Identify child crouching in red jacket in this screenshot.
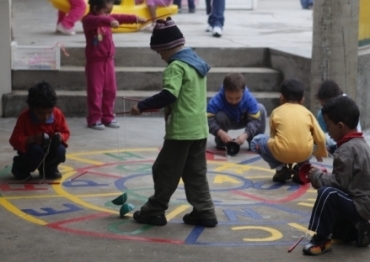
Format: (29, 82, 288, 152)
(9, 82, 70, 180)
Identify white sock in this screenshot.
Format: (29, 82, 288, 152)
(276, 164, 285, 171)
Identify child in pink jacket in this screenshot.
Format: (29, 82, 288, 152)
(82, 0, 146, 130)
(57, 0, 86, 35)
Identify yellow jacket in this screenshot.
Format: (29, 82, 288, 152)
(267, 103, 327, 163)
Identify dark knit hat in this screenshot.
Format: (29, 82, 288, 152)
(150, 17, 185, 51)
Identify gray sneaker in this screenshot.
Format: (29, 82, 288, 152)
(105, 119, 120, 128)
(89, 122, 105, 130)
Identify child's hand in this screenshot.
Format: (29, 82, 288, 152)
(27, 134, 43, 145)
(54, 133, 62, 143)
(217, 130, 232, 144)
(136, 17, 147, 24)
(110, 20, 119, 28)
(131, 104, 142, 115)
(235, 133, 248, 145)
(315, 156, 323, 162)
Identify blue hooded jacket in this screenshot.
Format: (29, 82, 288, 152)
(168, 48, 210, 77)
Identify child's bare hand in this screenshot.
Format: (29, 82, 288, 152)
(110, 20, 119, 28)
(218, 130, 232, 144)
(131, 104, 141, 115)
(315, 156, 323, 162)
(235, 133, 248, 145)
(136, 17, 147, 24)
(308, 166, 319, 175)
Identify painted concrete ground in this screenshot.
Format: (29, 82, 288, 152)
(1, 117, 369, 261)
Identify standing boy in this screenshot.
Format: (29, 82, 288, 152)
(9, 82, 70, 180)
(304, 96, 370, 255)
(250, 79, 327, 183)
(207, 73, 266, 150)
(131, 18, 217, 227)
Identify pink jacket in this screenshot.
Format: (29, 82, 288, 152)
(82, 13, 137, 62)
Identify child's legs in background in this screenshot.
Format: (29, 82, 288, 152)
(250, 134, 284, 169)
(101, 60, 116, 125)
(86, 61, 105, 126)
(59, 0, 86, 29)
(208, 0, 225, 28)
(188, 0, 195, 10)
(308, 186, 366, 238)
(57, 11, 66, 25)
(12, 145, 45, 180)
(173, 0, 182, 8)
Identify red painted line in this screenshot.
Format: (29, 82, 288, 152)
(288, 236, 303, 253)
(70, 171, 88, 181)
(47, 213, 184, 245)
(79, 170, 122, 179)
(232, 183, 309, 204)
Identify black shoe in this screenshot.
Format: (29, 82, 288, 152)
(183, 212, 218, 227)
(39, 169, 62, 179)
(291, 162, 310, 184)
(272, 166, 292, 183)
(303, 234, 332, 255)
(133, 211, 167, 226)
(189, 8, 195, 13)
(355, 220, 370, 247)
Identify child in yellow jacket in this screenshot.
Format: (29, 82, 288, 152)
(250, 79, 327, 183)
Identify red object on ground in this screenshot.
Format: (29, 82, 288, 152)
(299, 163, 327, 184)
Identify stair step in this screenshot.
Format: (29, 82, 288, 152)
(3, 90, 280, 118)
(62, 47, 270, 67)
(12, 67, 282, 93)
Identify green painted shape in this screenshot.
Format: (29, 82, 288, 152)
(116, 164, 152, 172)
(111, 192, 128, 205)
(359, 38, 370, 47)
(0, 166, 12, 178)
(104, 152, 144, 161)
(107, 220, 152, 235)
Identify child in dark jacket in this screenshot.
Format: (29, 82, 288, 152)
(9, 82, 70, 180)
(82, 0, 146, 130)
(207, 73, 266, 150)
(304, 96, 370, 255)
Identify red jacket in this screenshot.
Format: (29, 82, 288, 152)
(9, 108, 70, 153)
(82, 13, 137, 62)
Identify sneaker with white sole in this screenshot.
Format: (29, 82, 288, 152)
(56, 23, 76, 35)
(205, 25, 213, 32)
(88, 122, 105, 130)
(212, 26, 222, 37)
(105, 120, 120, 128)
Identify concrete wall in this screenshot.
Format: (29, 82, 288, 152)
(357, 47, 370, 129)
(0, 0, 12, 116)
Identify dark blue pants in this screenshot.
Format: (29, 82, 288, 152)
(308, 186, 366, 238)
(12, 141, 66, 180)
(207, 0, 225, 28)
(173, 0, 195, 10)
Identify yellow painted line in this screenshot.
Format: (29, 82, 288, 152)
(307, 189, 317, 193)
(307, 198, 316, 202)
(66, 155, 105, 165)
(232, 226, 283, 241)
(288, 222, 314, 236)
(0, 198, 47, 225)
(166, 205, 190, 221)
(298, 203, 314, 207)
(75, 192, 121, 198)
(67, 148, 159, 157)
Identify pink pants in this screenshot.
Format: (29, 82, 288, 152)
(57, 0, 86, 29)
(85, 60, 117, 126)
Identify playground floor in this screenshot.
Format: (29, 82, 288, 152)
(2, 0, 370, 261)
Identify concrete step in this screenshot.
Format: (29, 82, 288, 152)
(3, 90, 280, 118)
(62, 47, 271, 67)
(12, 66, 282, 93)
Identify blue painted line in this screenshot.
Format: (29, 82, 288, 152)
(238, 156, 262, 165)
(184, 226, 205, 244)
